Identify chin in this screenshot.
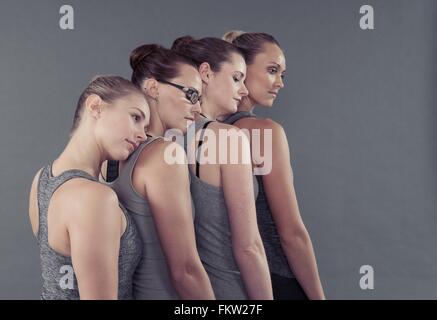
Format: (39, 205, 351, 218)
(179, 122, 189, 134)
(117, 149, 131, 161)
(229, 104, 238, 114)
(107, 150, 123, 161)
(260, 99, 275, 108)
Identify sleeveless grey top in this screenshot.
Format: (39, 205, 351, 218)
(186, 117, 259, 299)
(37, 162, 141, 300)
(108, 136, 183, 300)
(222, 111, 294, 278)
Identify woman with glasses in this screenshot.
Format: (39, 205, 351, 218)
(222, 31, 325, 300)
(172, 36, 273, 300)
(106, 44, 214, 299)
(28, 76, 147, 299)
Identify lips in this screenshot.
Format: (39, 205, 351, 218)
(126, 139, 138, 151)
(268, 91, 278, 96)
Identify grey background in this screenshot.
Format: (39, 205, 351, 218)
(0, 0, 435, 299)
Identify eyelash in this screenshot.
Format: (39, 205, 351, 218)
(268, 67, 278, 74)
(268, 68, 285, 80)
(132, 114, 141, 122)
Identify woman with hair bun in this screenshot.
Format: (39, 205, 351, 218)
(172, 35, 273, 300)
(29, 76, 148, 299)
(222, 30, 325, 300)
(106, 44, 215, 299)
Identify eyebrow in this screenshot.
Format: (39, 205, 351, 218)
(132, 107, 146, 119)
(268, 62, 286, 71)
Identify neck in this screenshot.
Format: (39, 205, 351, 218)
(199, 98, 220, 120)
(237, 96, 256, 113)
(55, 127, 104, 178)
(147, 102, 165, 136)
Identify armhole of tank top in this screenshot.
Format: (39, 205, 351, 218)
(128, 136, 163, 199)
(35, 167, 45, 241)
(119, 203, 131, 242)
(196, 121, 213, 178)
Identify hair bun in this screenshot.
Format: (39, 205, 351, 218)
(222, 30, 246, 43)
(171, 36, 195, 50)
(130, 44, 161, 70)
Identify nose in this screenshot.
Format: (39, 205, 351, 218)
(239, 83, 249, 97)
(136, 127, 147, 142)
(275, 75, 284, 89)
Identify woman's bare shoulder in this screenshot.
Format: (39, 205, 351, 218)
(237, 116, 283, 131)
(54, 178, 119, 218)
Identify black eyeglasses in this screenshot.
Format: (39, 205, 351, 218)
(160, 79, 201, 105)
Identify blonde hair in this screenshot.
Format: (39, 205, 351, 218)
(71, 75, 142, 133)
(222, 30, 281, 65)
(222, 30, 246, 43)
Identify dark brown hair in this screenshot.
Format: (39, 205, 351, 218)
(130, 44, 197, 87)
(223, 31, 281, 65)
(171, 36, 244, 71)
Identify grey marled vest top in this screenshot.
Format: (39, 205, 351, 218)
(186, 117, 259, 299)
(37, 162, 141, 300)
(222, 111, 294, 278)
(108, 136, 183, 300)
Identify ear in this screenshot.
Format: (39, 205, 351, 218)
(142, 78, 160, 101)
(85, 94, 103, 119)
(198, 62, 213, 84)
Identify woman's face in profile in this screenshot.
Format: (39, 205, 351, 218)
(97, 93, 149, 160)
(244, 43, 286, 107)
(157, 64, 202, 133)
(207, 53, 249, 118)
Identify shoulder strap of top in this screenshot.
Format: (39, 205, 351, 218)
(119, 135, 163, 183)
(222, 111, 257, 125)
(195, 119, 214, 178)
(106, 136, 162, 183)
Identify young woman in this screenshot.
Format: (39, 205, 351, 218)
(28, 76, 148, 299)
(172, 36, 273, 300)
(106, 44, 215, 299)
(222, 31, 326, 300)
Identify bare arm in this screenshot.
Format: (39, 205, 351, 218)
(220, 127, 273, 300)
(67, 185, 122, 300)
(141, 141, 215, 299)
(261, 120, 325, 300)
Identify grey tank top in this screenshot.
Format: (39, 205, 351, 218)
(222, 111, 294, 278)
(108, 136, 182, 300)
(186, 117, 259, 299)
(37, 162, 141, 300)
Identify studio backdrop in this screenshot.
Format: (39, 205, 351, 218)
(0, 0, 436, 299)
